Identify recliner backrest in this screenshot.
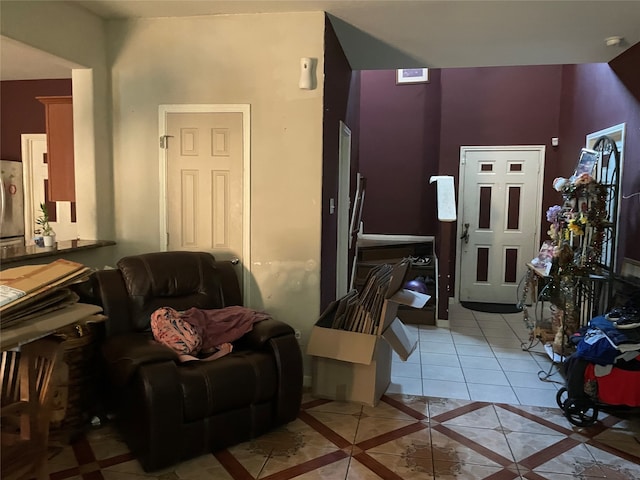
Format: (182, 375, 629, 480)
(93, 251, 243, 335)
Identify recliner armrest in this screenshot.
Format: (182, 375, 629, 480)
(102, 333, 178, 387)
(234, 318, 295, 350)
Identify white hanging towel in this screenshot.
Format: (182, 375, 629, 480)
(429, 176, 457, 222)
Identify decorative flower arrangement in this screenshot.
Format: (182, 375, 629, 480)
(567, 213, 587, 237)
(545, 175, 608, 275)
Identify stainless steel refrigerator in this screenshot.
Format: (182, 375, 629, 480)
(1, 160, 25, 247)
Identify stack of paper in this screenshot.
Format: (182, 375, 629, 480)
(0, 260, 92, 328)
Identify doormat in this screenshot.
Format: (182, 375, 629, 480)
(460, 302, 523, 314)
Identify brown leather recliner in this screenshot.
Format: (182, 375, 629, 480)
(90, 251, 303, 472)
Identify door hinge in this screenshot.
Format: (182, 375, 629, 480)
(160, 135, 174, 149)
(166, 232, 169, 245)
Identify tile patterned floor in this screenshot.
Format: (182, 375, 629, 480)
(39, 302, 639, 479)
(389, 303, 565, 408)
(44, 392, 640, 479)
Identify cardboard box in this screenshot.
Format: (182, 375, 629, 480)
(307, 262, 429, 406)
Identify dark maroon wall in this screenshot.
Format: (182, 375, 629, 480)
(437, 65, 563, 317)
(321, 16, 354, 310)
(358, 62, 638, 314)
(359, 69, 441, 235)
(609, 42, 640, 103)
(0, 79, 72, 160)
(558, 63, 640, 266)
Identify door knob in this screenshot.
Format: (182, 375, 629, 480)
(460, 223, 470, 244)
(230, 258, 240, 265)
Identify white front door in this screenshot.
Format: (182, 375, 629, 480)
(161, 106, 249, 295)
(457, 146, 545, 304)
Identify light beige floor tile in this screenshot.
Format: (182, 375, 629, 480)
(458, 355, 501, 370)
(512, 386, 559, 408)
(432, 460, 506, 480)
(505, 371, 556, 389)
(501, 404, 573, 431)
(592, 426, 640, 458)
(426, 397, 476, 417)
(422, 379, 470, 400)
(355, 416, 420, 443)
(450, 326, 483, 336)
(506, 431, 570, 463)
(303, 411, 362, 444)
(388, 376, 424, 396)
(494, 406, 567, 435)
(467, 383, 518, 404)
(362, 398, 423, 421)
(454, 344, 495, 357)
(365, 424, 432, 458)
(422, 364, 465, 382)
(421, 352, 460, 367)
(492, 347, 538, 361)
(257, 446, 349, 479)
(451, 334, 488, 346)
(532, 444, 604, 477)
(584, 443, 640, 478)
(484, 336, 528, 349)
(464, 368, 510, 386)
(430, 427, 506, 467)
(499, 357, 544, 373)
(391, 360, 423, 378)
(383, 394, 430, 418)
(438, 404, 502, 430)
(419, 340, 458, 354)
(357, 451, 435, 479)
(173, 454, 235, 480)
(306, 400, 363, 416)
(448, 318, 478, 328)
(480, 326, 521, 339)
(226, 440, 275, 477)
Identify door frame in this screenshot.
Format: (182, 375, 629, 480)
(158, 104, 251, 298)
(336, 121, 352, 298)
(455, 145, 545, 302)
(21, 133, 47, 244)
(586, 123, 625, 271)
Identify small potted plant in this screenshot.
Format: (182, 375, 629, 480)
(36, 202, 56, 247)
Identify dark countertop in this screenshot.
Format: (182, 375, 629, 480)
(0, 239, 116, 265)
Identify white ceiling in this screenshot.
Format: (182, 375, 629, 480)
(2, 0, 639, 80)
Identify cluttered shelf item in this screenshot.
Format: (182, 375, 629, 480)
(307, 258, 430, 406)
(556, 276, 640, 427)
(1, 259, 108, 445)
(354, 236, 438, 325)
(521, 136, 621, 368)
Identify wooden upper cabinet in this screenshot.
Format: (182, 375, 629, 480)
(36, 96, 75, 202)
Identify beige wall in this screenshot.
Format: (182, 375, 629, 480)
(2, 4, 325, 378)
(108, 13, 325, 343)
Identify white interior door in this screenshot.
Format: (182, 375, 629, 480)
(457, 146, 545, 304)
(21, 133, 77, 244)
(336, 121, 352, 298)
(161, 107, 249, 294)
